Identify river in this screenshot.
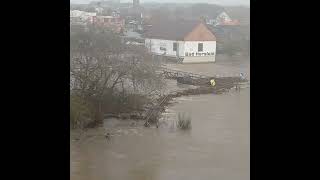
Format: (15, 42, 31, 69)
(71, 88, 250, 180)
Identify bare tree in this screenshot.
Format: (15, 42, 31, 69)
(70, 26, 164, 127)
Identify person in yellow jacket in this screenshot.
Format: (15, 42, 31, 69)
(210, 79, 215, 87)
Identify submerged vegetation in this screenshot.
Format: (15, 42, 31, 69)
(70, 94, 95, 129)
(176, 113, 192, 130)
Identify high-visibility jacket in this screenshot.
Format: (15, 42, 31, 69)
(210, 79, 216, 87)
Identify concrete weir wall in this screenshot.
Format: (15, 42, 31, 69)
(183, 56, 215, 63)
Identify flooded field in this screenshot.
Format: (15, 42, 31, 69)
(71, 88, 250, 180)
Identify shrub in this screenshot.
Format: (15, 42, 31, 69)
(70, 94, 95, 129)
(101, 93, 150, 114)
(176, 112, 192, 130)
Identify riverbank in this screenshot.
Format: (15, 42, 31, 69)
(71, 54, 250, 131)
(72, 67, 249, 131)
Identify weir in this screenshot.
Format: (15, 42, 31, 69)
(144, 67, 249, 126)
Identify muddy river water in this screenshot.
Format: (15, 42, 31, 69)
(71, 87, 250, 180)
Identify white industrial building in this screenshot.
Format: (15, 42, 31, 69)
(144, 20, 217, 63)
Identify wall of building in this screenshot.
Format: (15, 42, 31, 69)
(183, 41, 216, 63)
(144, 39, 217, 63)
(145, 38, 185, 57)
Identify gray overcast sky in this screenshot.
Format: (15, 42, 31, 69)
(70, 0, 250, 6)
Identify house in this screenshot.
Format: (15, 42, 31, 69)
(213, 11, 240, 26)
(70, 10, 97, 24)
(144, 20, 217, 63)
(95, 16, 125, 33)
(203, 10, 240, 26)
(111, 10, 120, 18)
(224, 6, 250, 26)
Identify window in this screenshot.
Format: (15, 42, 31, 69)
(198, 43, 203, 52)
(173, 42, 177, 51)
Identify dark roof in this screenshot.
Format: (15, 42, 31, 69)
(143, 19, 201, 40)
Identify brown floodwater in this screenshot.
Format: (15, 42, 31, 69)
(71, 88, 250, 180)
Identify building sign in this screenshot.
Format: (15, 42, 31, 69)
(160, 42, 166, 51)
(185, 52, 215, 56)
